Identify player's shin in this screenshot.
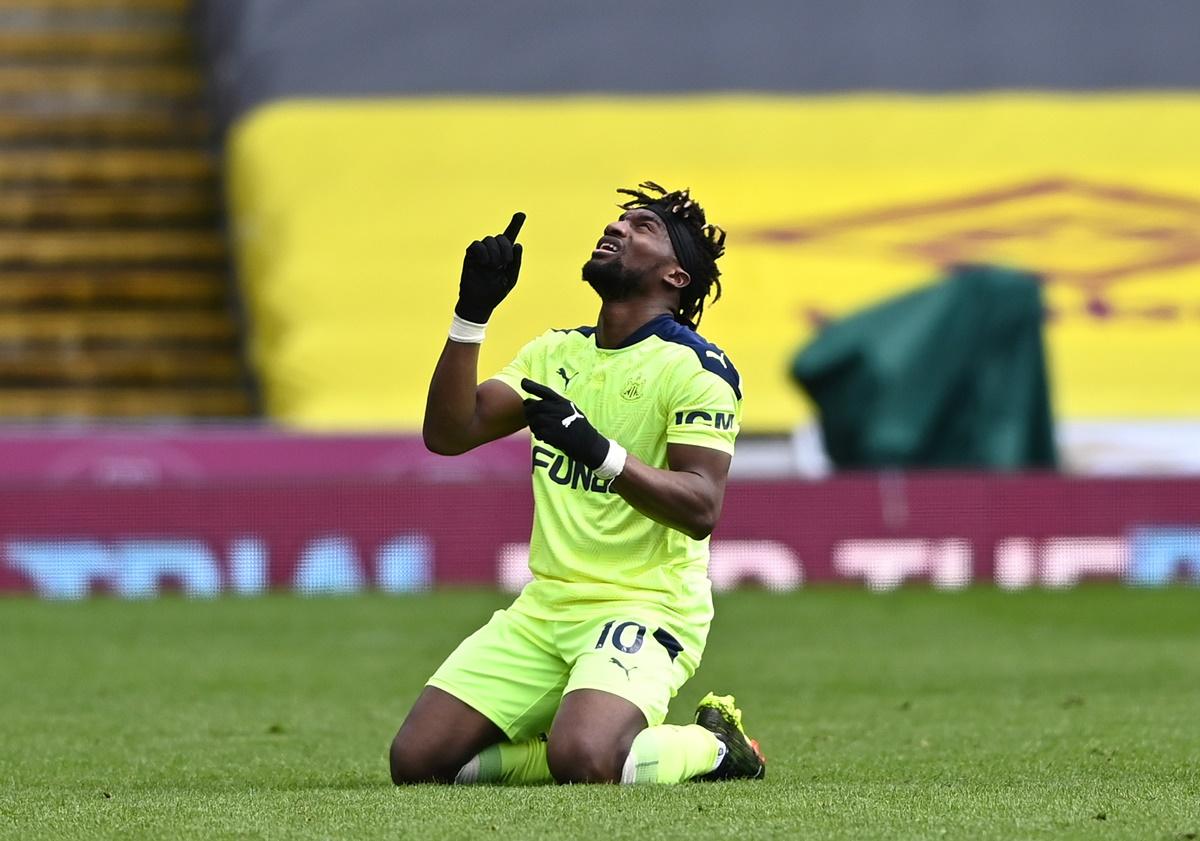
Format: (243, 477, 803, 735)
(454, 738, 554, 786)
(620, 724, 723, 785)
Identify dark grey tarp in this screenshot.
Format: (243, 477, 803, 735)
(194, 0, 1200, 130)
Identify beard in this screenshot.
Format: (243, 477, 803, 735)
(581, 256, 643, 302)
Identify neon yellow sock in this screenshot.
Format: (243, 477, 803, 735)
(621, 724, 722, 784)
(455, 738, 554, 786)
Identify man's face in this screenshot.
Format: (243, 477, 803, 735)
(582, 208, 680, 301)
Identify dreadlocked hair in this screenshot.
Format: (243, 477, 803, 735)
(616, 180, 726, 329)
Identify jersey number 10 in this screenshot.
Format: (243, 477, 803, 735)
(594, 620, 646, 654)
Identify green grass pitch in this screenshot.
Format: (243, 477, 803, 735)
(1, 587, 1197, 840)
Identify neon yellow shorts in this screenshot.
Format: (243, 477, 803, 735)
(427, 595, 708, 741)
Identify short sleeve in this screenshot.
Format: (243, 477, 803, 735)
(488, 332, 547, 397)
(665, 367, 741, 455)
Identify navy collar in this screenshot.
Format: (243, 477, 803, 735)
(599, 313, 678, 350)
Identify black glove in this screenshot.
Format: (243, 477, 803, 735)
(455, 212, 525, 323)
(521, 378, 610, 469)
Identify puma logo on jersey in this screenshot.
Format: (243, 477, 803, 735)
(705, 350, 729, 368)
(561, 403, 583, 428)
(610, 657, 638, 680)
(556, 367, 576, 388)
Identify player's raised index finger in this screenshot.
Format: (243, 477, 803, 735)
(502, 212, 526, 243)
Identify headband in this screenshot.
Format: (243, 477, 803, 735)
(645, 204, 706, 284)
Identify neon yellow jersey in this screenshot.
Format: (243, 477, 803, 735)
(490, 313, 742, 623)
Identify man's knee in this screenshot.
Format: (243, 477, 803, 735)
(389, 730, 458, 785)
(546, 730, 628, 784)
(388, 686, 507, 785)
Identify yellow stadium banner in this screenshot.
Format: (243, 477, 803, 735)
(228, 95, 1200, 431)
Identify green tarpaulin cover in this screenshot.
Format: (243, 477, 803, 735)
(792, 265, 1057, 470)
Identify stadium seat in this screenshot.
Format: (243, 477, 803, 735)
(0, 0, 253, 420)
(0, 269, 226, 307)
(0, 186, 219, 226)
(0, 346, 239, 383)
(0, 28, 189, 60)
(0, 311, 236, 343)
(0, 0, 188, 10)
(0, 230, 226, 263)
(0, 386, 251, 419)
(0, 110, 209, 142)
(0, 66, 201, 97)
(0, 150, 215, 183)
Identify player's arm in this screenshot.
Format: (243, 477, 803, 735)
(521, 379, 731, 540)
(608, 444, 730, 540)
(423, 212, 528, 456)
(423, 344, 526, 455)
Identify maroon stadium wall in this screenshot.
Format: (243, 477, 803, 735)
(0, 433, 1196, 598)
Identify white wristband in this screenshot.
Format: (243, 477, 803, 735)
(449, 314, 488, 343)
(594, 439, 627, 480)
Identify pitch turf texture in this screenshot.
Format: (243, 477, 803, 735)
(2, 589, 1197, 840)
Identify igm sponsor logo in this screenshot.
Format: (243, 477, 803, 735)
(673, 410, 734, 430)
(531, 445, 614, 494)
